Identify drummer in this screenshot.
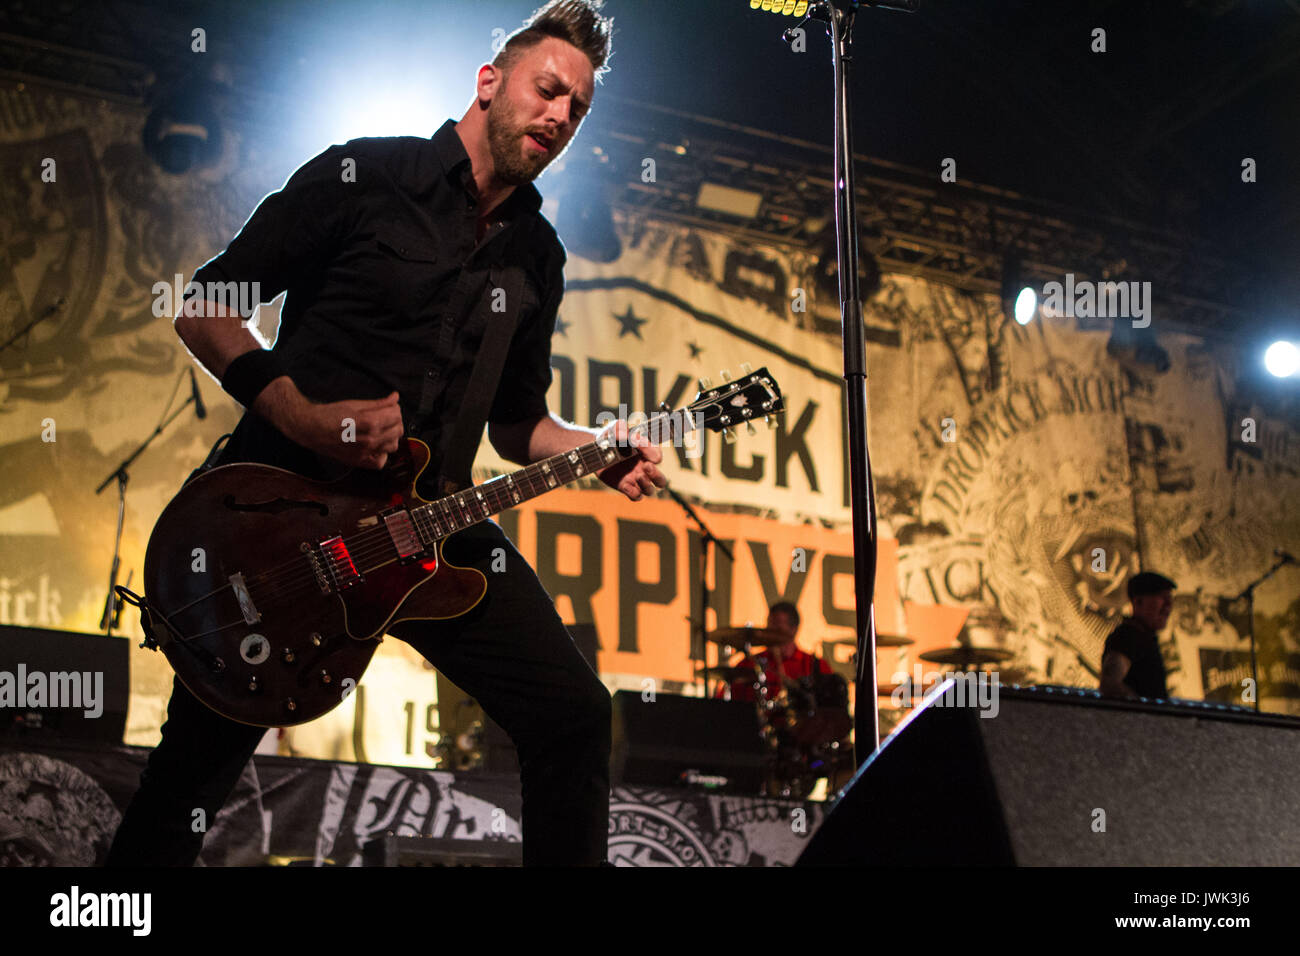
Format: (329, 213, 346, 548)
(713, 602, 832, 701)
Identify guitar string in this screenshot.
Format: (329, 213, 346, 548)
(243, 444, 606, 598)
(242, 432, 626, 591)
(213, 406, 713, 610)
(249, 448, 615, 606)
(241, 399, 712, 597)
(242, 441, 629, 607)
(152, 390, 766, 647)
(242, 435, 635, 599)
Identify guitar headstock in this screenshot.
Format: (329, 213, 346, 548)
(689, 365, 785, 442)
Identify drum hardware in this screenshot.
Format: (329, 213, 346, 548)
(821, 632, 914, 649)
(918, 646, 1014, 670)
(706, 625, 796, 647)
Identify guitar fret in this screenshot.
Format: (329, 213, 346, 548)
(578, 443, 603, 475)
(404, 391, 743, 543)
(551, 454, 574, 484)
(593, 434, 621, 469)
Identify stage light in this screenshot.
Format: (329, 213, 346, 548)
(1264, 340, 1300, 378)
(750, 0, 810, 14)
(1013, 287, 1037, 325)
(1001, 250, 1036, 325)
(696, 182, 763, 219)
(143, 80, 223, 174)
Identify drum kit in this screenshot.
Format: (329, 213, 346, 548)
(702, 625, 860, 799)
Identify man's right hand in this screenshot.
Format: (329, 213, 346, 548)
(255, 380, 404, 469)
(303, 392, 405, 469)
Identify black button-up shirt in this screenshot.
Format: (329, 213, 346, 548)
(1103, 617, 1169, 698)
(190, 119, 564, 494)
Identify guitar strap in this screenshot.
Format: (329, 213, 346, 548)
(428, 262, 527, 493)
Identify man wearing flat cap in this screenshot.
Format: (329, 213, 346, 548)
(1099, 571, 1176, 699)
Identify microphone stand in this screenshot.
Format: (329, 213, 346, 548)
(665, 486, 734, 697)
(1225, 554, 1294, 713)
(776, 0, 917, 764)
(95, 385, 201, 639)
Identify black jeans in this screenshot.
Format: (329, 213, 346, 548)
(105, 521, 611, 866)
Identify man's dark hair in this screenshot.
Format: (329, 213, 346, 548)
(494, 0, 614, 80)
(1127, 570, 1176, 600)
(769, 601, 800, 630)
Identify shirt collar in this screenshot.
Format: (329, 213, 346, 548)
(431, 119, 543, 219)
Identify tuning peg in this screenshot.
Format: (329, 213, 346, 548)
(745, 421, 757, 436)
(765, 414, 779, 429)
(720, 369, 732, 382)
(722, 427, 737, 444)
(740, 362, 752, 375)
(699, 377, 712, 390)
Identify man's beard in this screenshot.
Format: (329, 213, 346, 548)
(486, 92, 554, 186)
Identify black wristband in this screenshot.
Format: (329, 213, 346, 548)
(221, 349, 289, 409)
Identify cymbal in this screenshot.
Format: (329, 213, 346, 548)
(707, 625, 794, 647)
(919, 646, 1014, 667)
(822, 633, 914, 647)
(697, 665, 757, 683)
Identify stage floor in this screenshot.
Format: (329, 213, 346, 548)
(0, 737, 824, 867)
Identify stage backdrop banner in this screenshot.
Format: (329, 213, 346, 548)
(2, 83, 1297, 766)
(0, 740, 822, 867)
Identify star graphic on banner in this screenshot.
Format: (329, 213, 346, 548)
(687, 341, 703, 360)
(612, 306, 648, 339)
(554, 315, 570, 337)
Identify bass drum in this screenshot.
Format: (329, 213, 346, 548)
(788, 672, 851, 747)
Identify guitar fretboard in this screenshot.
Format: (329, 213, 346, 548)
(408, 413, 691, 542)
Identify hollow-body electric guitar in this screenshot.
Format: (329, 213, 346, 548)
(134, 367, 784, 727)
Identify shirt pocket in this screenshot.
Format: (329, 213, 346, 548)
(371, 222, 440, 322)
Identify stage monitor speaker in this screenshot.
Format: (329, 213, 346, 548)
(0, 625, 129, 744)
(611, 691, 767, 794)
(798, 682, 1300, 866)
(362, 834, 522, 867)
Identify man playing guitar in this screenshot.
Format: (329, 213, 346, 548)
(106, 0, 665, 867)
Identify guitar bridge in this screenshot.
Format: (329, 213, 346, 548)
(302, 543, 333, 595)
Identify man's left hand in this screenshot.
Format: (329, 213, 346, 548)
(598, 422, 667, 501)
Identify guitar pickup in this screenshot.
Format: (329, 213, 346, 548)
(382, 508, 424, 560)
